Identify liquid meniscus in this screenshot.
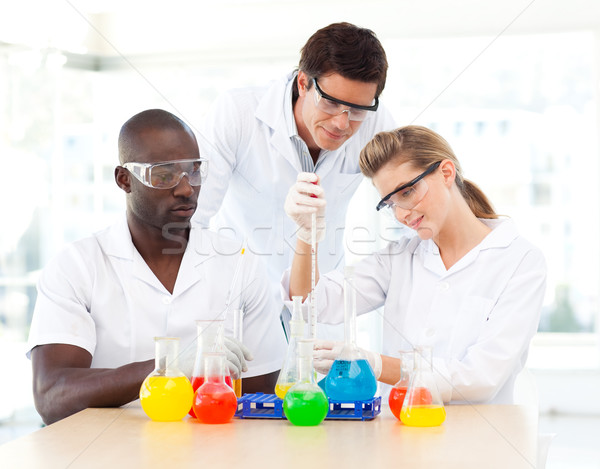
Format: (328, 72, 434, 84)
(275, 382, 294, 399)
(140, 376, 194, 422)
(400, 405, 446, 427)
(325, 359, 377, 401)
(283, 388, 329, 426)
(193, 383, 238, 424)
(388, 386, 407, 420)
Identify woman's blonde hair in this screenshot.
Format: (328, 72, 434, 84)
(359, 125, 497, 219)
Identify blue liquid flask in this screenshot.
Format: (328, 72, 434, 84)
(325, 266, 377, 401)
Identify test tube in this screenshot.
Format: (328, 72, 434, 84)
(310, 211, 317, 340)
(232, 308, 243, 397)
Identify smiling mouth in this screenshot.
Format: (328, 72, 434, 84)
(409, 216, 423, 230)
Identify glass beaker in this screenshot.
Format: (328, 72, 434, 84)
(283, 339, 329, 426)
(275, 296, 305, 398)
(140, 337, 194, 421)
(193, 352, 238, 424)
(400, 346, 446, 427)
(388, 350, 413, 420)
(324, 266, 377, 401)
(189, 319, 233, 418)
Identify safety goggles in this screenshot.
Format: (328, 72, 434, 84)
(122, 158, 208, 189)
(312, 77, 379, 122)
(376, 161, 441, 212)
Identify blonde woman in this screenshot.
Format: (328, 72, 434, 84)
(283, 125, 546, 404)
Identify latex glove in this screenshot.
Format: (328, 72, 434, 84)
(178, 336, 253, 380)
(313, 339, 382, 380)
(284, 172, 326, 245)
(224, 336, 253, 380)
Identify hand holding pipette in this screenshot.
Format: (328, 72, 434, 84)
(284, 172, 326, 245)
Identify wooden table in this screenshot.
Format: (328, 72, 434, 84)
(0, 403, 538, 469)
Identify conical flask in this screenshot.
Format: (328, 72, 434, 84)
(189, 319, 233, 418)
(140, 337, 194, 421)
(324, 266, 377, 401)
(193, 352, 238, 424)
(388, 350, 413, 420)
(283, 339, 329, 426)
(275, 296, 306, 398)
(400, 346, 446, 427)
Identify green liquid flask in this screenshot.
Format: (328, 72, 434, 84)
(283, 339, 329, 426)
(275, 296, 306, 398)
(325, 266, 377, 401)
(400, 346, 446, 427)
(140, 337, 194, 421)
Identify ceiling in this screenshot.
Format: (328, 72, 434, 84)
(1, 0, 599, 68)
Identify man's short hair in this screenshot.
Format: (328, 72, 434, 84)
(298, 22, 388, 98)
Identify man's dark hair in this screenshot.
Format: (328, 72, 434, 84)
(293, 22, 388, 101)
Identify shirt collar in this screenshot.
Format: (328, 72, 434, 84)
(283, 71, 299, 138)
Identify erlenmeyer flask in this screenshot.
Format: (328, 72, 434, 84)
(389, 350, 413, 420)
(140, 337, 194, 421)
(275, 296, 305, 398)
(400, 346, 446, 427)
(283, 339, 329, 426)
(193, 352, 238, 424)
(189, 319, 233, 418)
(324, 266, 377, 401)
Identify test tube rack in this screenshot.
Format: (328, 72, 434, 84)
(235, 393, 381, 421)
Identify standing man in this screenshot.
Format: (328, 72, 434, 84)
(28, 109, 286, 424)
(195, 22, 395, 335)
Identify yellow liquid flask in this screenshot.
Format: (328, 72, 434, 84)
(283, 339, 329, 426)
(140, 337, 194, 421)
(275, 296, 306, 399)
(400, 346, 446, 427)
(324, 266, 377, 401)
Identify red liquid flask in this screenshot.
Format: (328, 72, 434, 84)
(389, 350, 413, 420)
(193, 353, 237, 424)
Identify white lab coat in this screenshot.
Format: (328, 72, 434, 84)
(282, 218, 547, 404)
(194, 72, 396, 306)
(27, 215, 287, 378)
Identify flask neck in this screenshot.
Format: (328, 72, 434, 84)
(414, 346, 433, 373)
(203, 353, 228, 384)
(343, 273, 357, 346)
(154, 337, 181, 375)
(296, 339, 316, 384)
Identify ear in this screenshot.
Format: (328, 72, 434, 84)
(439, 159, 456, 187)
(297, 70, 310, 98)
(115, 166, 132, 193)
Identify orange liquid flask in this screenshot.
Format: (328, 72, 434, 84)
(193, 352, 237, 424)
(389, 350, 413, 420)
(140, 337, 194, 422)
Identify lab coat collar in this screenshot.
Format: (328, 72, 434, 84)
(255, 72, 302, 172)
(98, 214, 217, 295)
(421, 217, 518, 276)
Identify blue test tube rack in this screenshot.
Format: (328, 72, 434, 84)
(235, 393, 381, 421)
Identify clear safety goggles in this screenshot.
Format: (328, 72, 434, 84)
(122, 158, 208, 189)
(376, 161, 441, 212)
(312, 77, 379, 122)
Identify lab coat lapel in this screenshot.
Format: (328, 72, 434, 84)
(172, 225, 214, 296)
(255, 75, 302, 173)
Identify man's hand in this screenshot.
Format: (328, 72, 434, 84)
(284, 172, 326, 244)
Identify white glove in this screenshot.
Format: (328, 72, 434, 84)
(313, 339, 382, 380)
(179, 336, 253, 380)
(284, 172, 326, 245)
(223, 336, 253, 380)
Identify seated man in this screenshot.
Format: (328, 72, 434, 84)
(28, 109, 287, 424)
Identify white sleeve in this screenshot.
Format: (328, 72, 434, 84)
(433, 248, 547, 403)
(237, 252, 287, 378)
(194, 92, 243, 227)
(26, 244, 97, 358)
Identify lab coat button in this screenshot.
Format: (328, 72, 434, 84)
(425, 328, 436, 337)
(162, 296, 172, 305)
(438, 282, 449, 291)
